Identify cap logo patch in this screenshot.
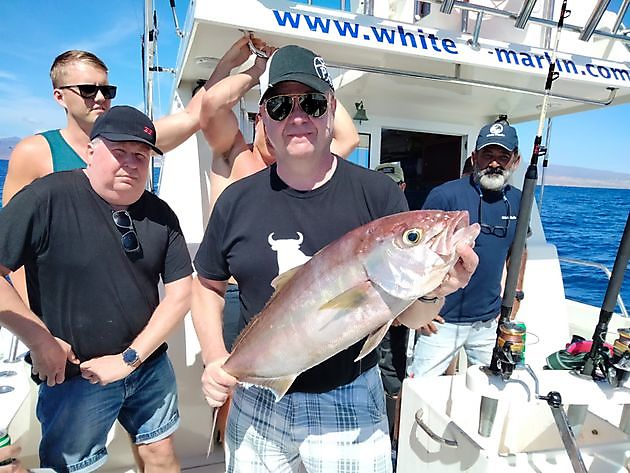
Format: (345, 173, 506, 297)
(487, 123, 505, 137)
(144, 126, 154, 136)
(313, 56, 333, 88)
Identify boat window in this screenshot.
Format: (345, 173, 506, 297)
(380, 129, 462, 210)
(347, 133, 370, 168)
(294, 0, 352, 12)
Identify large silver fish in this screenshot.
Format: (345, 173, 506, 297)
(223, 210, 480, 400)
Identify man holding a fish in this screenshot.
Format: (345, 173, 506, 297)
(192, 44, 479, 472)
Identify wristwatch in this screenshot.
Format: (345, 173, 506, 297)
(515, 290, 525, 302)
(122, 347, 142, 368)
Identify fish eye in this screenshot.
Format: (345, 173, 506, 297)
(402, 228, 423, 246)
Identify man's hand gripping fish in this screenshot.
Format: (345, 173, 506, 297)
(224, 210, 480, 401)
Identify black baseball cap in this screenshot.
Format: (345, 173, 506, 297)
(259, 45, 334, 103)
(90, 105, 162, 155)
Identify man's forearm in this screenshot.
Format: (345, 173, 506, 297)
(0, 275, 55, 350)
(330, 100, 359, 158)
(396, 298, 445, 329)
(153, 54, 241, 153)
(206, 69, 261, 114)
(7, 266, 29, 308)
(128, 276, 192, 362)
(517, 247, 527, 290)
(191, 277, 229, 364)
(178, 55, 238, 120)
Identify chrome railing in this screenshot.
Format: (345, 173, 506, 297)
(1, 328, 21, 363)
(559, 257, 628, 317)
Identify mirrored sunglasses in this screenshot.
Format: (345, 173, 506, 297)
(112, 210, 140, 253)
(59, 84, 117, 100)
(264, 93, 328, 122)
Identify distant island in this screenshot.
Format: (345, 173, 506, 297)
(0, 136, 20, 160)
(1, 136, 628, 189)
(536, 164, 630, 190)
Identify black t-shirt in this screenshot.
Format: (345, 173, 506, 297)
(0, 170, 192, 361)
(194, 157, 408, 393)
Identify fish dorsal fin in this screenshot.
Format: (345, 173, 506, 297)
(318, 283, 370, 311)
(270, 265, 302, 291)
(355, 321, 393, 362)
(243, 375, 298, 402)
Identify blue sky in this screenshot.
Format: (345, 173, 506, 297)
(0, 0, 628, 172)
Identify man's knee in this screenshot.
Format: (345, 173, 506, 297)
(136, 436, 178, 471)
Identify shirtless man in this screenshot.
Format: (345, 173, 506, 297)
(200, 35, 358, 351)
(200, 36, 359, 213)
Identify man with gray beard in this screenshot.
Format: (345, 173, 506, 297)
(409, 119, 526, 377)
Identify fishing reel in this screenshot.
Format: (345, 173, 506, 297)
(606, 328, 630, 387)
(486, 322, 526, 380)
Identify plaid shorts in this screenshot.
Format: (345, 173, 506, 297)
(226, 366, 392, 473)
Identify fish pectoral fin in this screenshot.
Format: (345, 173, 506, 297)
(355, 321, 393, 362)
(270, 266, 302, 291)
(318, 283, 371, 311)
(245, 375, 298, 402)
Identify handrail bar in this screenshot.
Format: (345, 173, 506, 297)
(559, 257, 628, 317)
(0, 328, 21, 363)
(420, 0, 630, 44)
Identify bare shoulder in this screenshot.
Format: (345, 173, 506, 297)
(9, 135, 53, 171)
(208, 144, 266, 208)
(230, 144, 267, 181)
(211, 135, 250, 175)
(2, 135, 53, 204)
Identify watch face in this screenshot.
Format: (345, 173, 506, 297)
(123, 348, 138, 365)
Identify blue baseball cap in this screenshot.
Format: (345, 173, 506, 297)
(475, 122, 518, 152)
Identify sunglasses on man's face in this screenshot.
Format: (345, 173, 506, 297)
(112, 210, 141, 254)
(59, 84, 117, 100)
(264, 93, 328, 122)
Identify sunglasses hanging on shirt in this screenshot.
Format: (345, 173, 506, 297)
(112, 210, 141, 254)
(478, 192, 511, 238)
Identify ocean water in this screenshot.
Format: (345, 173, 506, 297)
(0, 160, 628, 311)
(537, 185, 630, 312)
(0, 159, 7, 200)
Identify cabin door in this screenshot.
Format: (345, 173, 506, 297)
(380, 129, 464, 210)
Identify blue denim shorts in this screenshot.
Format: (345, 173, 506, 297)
(36, 352, 179, 473)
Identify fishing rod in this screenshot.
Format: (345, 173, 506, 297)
(581, 212, 630, 382)
(487, 0, 570, 379)
(536, 117, 553, 213)
(143, 0, 157, 193)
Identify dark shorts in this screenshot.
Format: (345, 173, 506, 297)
(36, 352, 179, 473)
